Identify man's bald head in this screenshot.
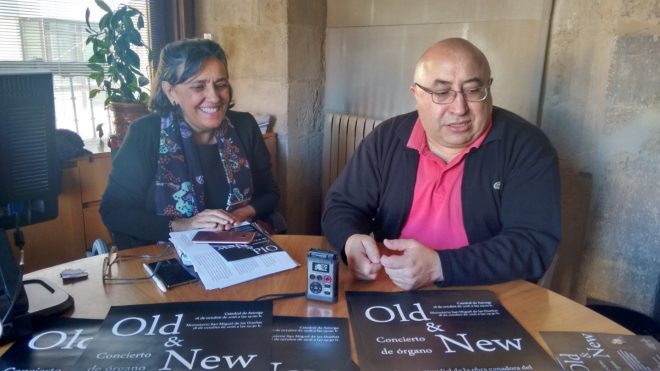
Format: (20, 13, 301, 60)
(414, 38, 491, 84)
(410, 38, 494, 160)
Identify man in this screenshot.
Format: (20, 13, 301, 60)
(321, 38, 560, 289)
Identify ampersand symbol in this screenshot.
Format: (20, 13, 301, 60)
(425, 322, 444, 333)
(164, 336, 183, 347)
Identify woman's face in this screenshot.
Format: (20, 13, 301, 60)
(163, 58, 230, 133)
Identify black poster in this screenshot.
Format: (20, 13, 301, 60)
(270, 316, 356, 371)
(346, 290, 559, 371)
(212, 224, 285, 261)
(0, 317, 102, 370)
(74, 301, 272, 370)
(541, 331, 660, 370)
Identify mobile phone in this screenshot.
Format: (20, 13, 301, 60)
(191, 230, 256, 244)
(143, 258, 198, 292)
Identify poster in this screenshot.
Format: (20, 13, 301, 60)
(347, 290, 558, 371)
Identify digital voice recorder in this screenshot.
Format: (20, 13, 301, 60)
(306, 248, 339, 303)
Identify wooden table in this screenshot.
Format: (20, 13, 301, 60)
(18, 235, 631, 359)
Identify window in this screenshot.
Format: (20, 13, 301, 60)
(0, 0, 151, 140)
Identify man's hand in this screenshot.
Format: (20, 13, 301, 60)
(380, 238, 443, 290)
(345, 234, 382, 280)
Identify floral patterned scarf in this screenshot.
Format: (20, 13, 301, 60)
(154, 113, 253, 218)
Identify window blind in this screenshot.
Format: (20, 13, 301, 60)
(0, 0, 150, 73)
(0, 0, 151, 140)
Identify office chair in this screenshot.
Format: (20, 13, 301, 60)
(90, 238, 110, 256)
(587, 299, 660, 342)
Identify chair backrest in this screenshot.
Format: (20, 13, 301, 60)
(545, 162, 594, 296)
(322, 113, 383, 202)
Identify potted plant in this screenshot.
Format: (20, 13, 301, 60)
(85, 0, 152, 148)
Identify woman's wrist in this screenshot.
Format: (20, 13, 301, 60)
(233, 205, 256, 221)
(168, 218, 177, 232)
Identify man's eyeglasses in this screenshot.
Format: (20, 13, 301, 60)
(414, 82, 489, 104)
(102, 243, 172, 284)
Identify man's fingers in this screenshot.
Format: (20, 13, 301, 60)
(346, 234, 382, 281)
(383, 238, 413, 252)
(362, 239, 381, 264)
(348, 255, 380, 280)
(380, 253, 408, 270)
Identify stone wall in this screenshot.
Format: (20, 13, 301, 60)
(324, 0, 553, 123)
(541, 0, 660, 318)
(195, 0, 326, 233)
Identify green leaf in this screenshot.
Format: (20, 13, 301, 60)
(85, 8, 91, 29)
(138, 76, 149, 87)
(139, 92, 150, 104)
(99, 13, 110, 30)
(127, 29, 143, 46)
(87, 64, 104, 73)
(95, 0, 112, 13)
(89, 89, 102, 98)
(92, 76, 104, 87)
(125, 49, 140, 68)
(127, 8, 139, 17)
(88, 55, 99, 63)
(137, 15, 144, 29)
(124, 16, 136, 32)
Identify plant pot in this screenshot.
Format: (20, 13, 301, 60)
(109, 102, 149, 149)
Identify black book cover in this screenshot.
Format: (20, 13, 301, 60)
(270, 316, 356, 371)
(346, 290, 559, 371)
(74, 300, 272, 370)
(211, 224, 284, 261)
(541, 331, 660, 370)
(0, 317, 102, 370)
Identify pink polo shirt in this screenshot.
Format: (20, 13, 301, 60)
(400, 118, 491, 250)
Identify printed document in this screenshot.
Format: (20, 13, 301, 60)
(169, 229, 299, 290)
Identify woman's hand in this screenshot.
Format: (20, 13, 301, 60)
(169, 205, 257, 232)
(228, 205, 256, 227)
(170, 209, 237, 232)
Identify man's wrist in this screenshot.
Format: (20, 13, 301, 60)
(434, 252, 445, 283)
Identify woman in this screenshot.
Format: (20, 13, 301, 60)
(100, 39, 279, 248)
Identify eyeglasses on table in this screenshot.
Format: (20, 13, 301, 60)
(102, 242, 173, 284)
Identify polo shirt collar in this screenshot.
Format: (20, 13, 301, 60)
(405, 116, 493, 162)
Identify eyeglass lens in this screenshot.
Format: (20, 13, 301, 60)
(415, 83, 488, 104)
(435, 88, 487, 104)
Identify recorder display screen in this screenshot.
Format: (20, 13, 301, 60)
(312, 262, 330, 273)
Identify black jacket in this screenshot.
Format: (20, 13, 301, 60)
(100, 110, 279, 248)
(322, 107, 561, 286)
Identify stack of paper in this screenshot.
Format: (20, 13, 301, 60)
(169, 226, 299, 290)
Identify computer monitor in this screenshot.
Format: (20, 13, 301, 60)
(0, 70, 70, 342)
(0, 70, 58, 229)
